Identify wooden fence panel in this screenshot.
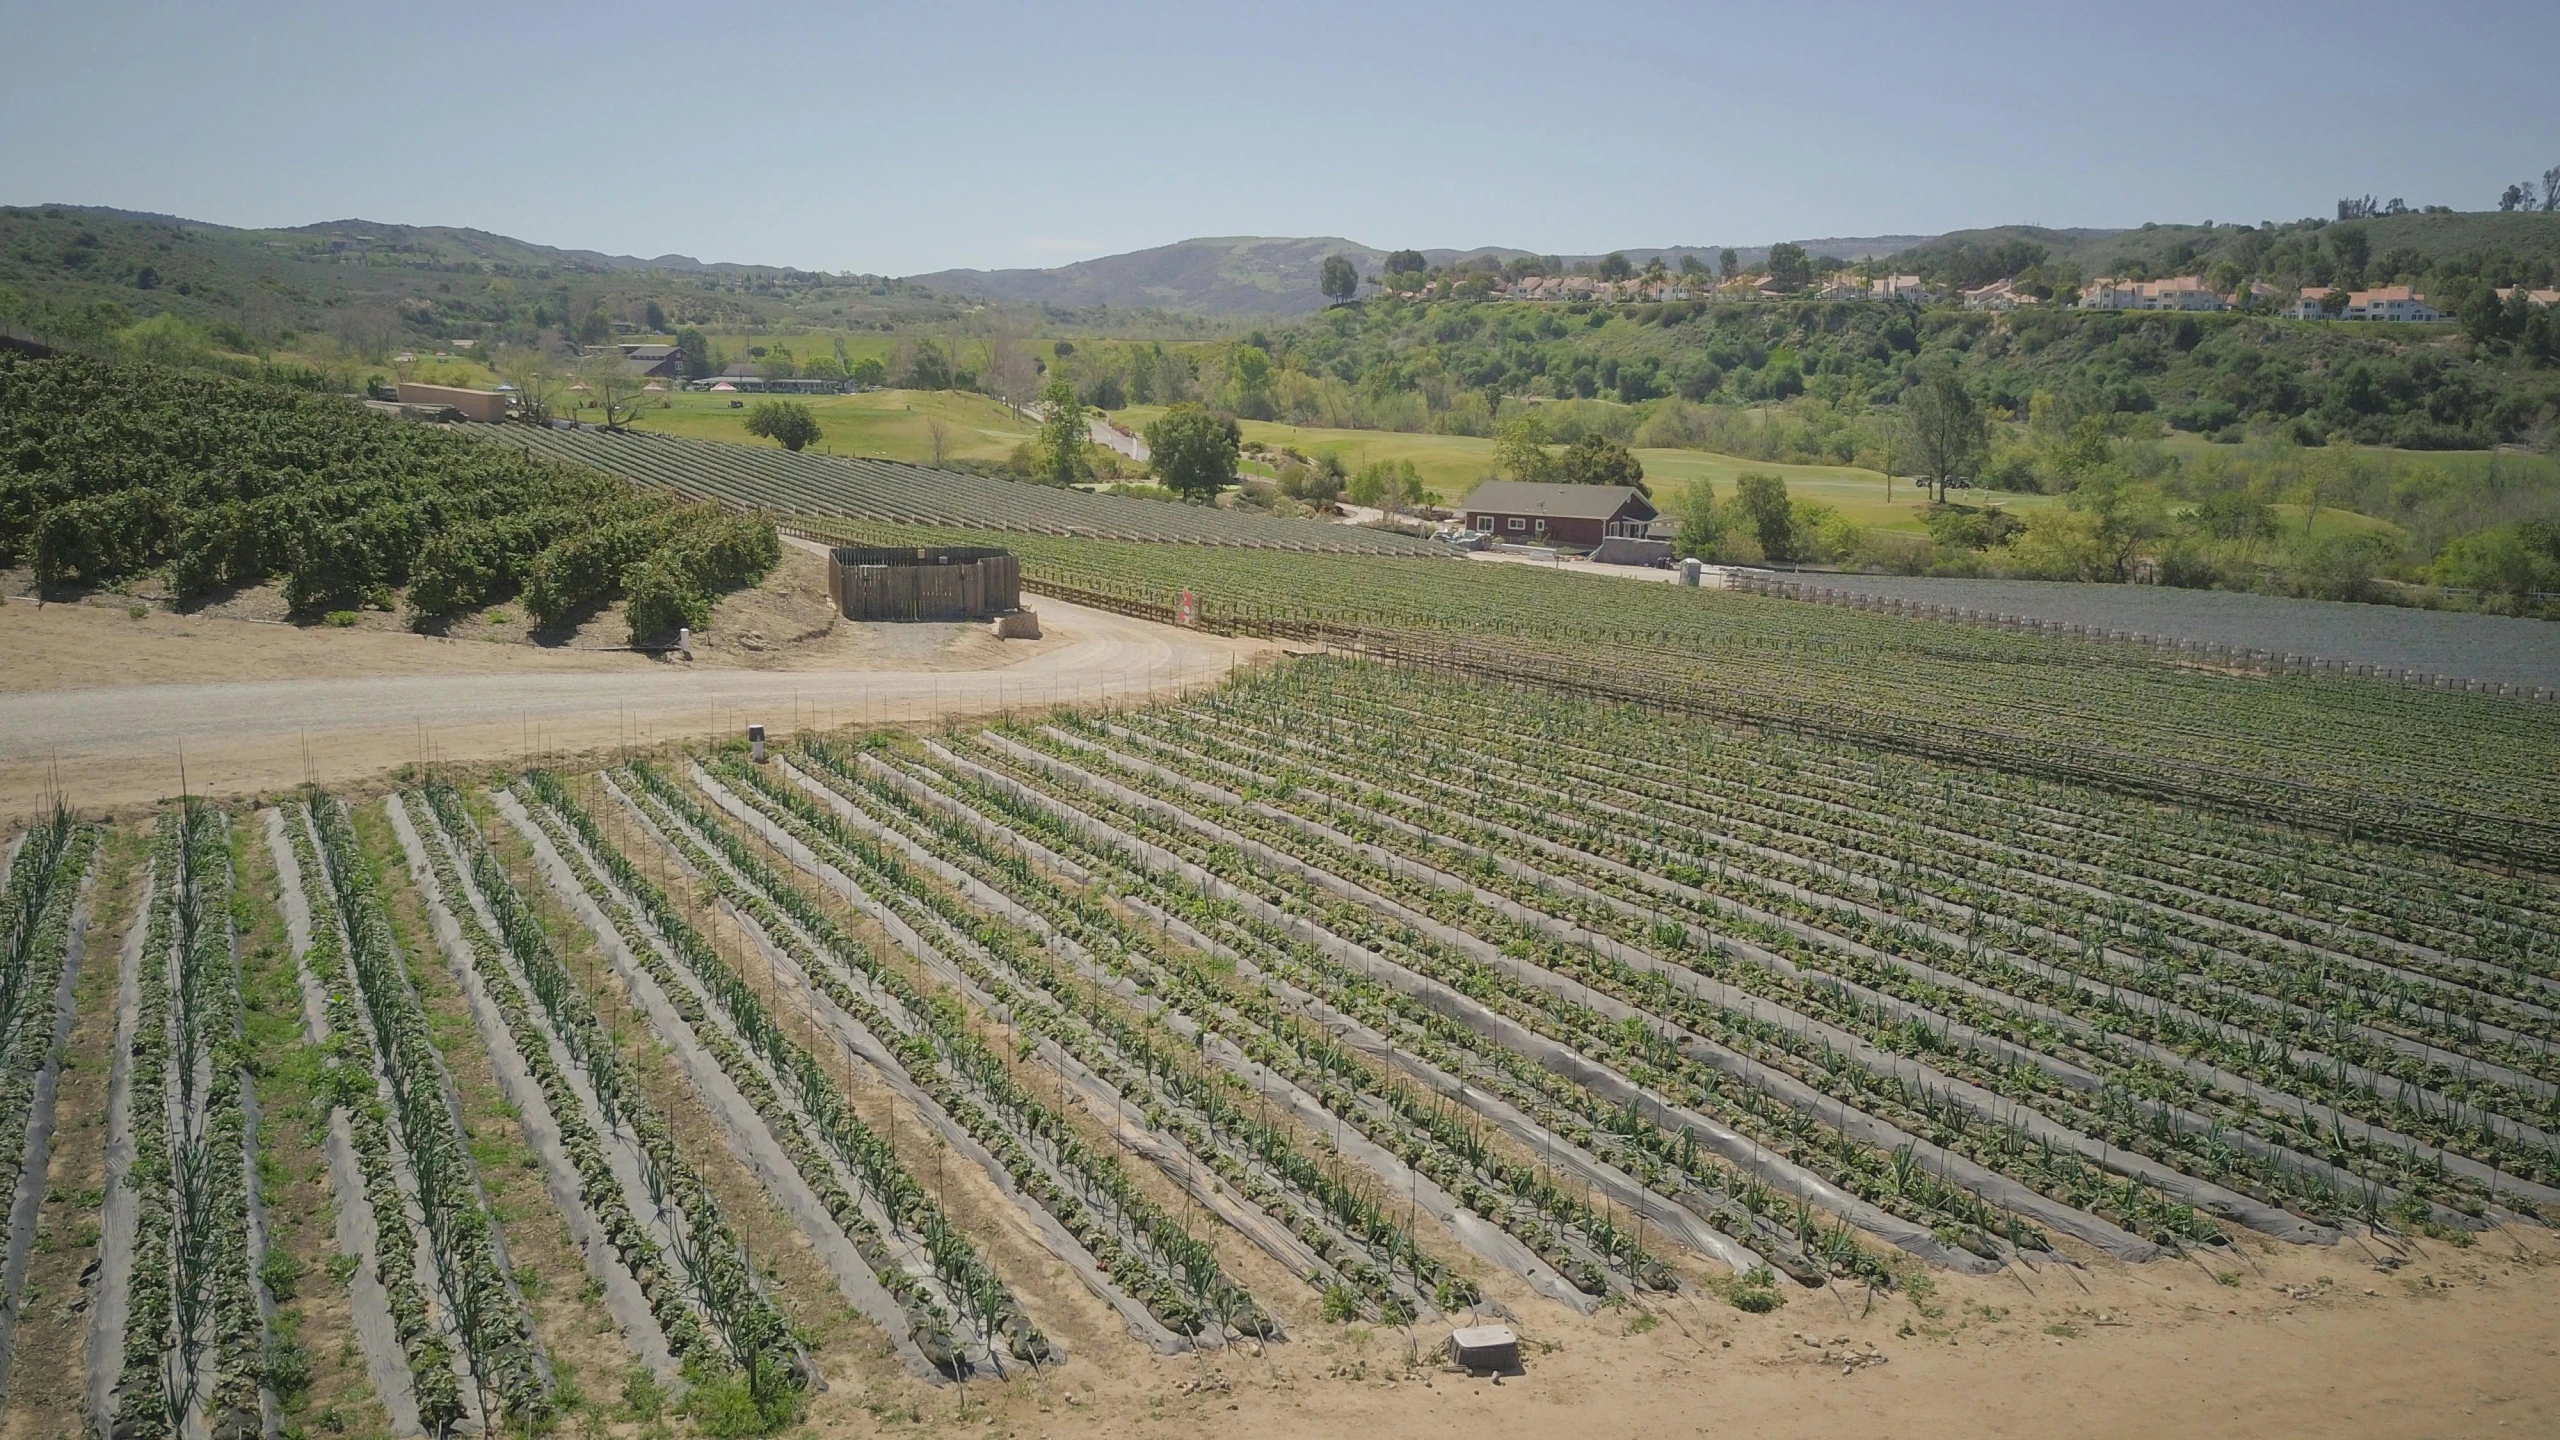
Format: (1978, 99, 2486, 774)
(828, 547, 1020, 620)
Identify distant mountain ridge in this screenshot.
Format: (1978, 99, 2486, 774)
(901, 234, 1956, 316)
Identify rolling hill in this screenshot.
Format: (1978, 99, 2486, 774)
(0, 204, 967, 347)
(902, 234, 1941, 316)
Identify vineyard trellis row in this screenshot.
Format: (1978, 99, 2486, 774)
(485, 426, 1448, 555)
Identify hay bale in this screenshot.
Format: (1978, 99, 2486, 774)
(992, 609, 1042, 640)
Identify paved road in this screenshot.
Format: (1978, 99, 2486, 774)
(0, 593, 1261, 819)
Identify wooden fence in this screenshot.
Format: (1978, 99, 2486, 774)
(826, 545, 1021, 620)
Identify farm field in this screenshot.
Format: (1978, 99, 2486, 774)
(614, 388, 1039, 467)
(801, 524, 2560, 840)
(3, 652, 2555, 1438)
(1772, 573, 2560, 692)
(1110, 403, 1954, 529)
(494, 426, 1448, 553)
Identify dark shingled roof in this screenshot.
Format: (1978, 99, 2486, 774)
(1456, 480, 1657, 522)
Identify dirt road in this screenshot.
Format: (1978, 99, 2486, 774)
(0, 593, 1264, 820)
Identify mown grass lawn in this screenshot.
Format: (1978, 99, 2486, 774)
(615, 387, 1036, 463)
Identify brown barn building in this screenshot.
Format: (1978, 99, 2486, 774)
(1459, 480, 1658, 549)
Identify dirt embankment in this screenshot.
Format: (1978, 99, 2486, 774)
(0, 561, 1267, 822)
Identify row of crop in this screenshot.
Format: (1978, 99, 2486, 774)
(951, 515, 2548, 845)
(1157, 679, 2552, 1215)
(761, 742, 1852, 1291)
(798, 737, 1718, 1296)
(684, 754, 1461, 1322)
(555, 766, 1047, 1374)
(496, 426, 1446, 554)
(490, 778, 810, 1411)
(407, 786, 732, 1375)
(283, 802, 470, 1431)
(537, 765, 1259, 1345)
(1287, 675, 2560, 1175)
(426, 786, 813, 1407)
(1331, 676, 2560, 1050)
(899, 727, 2051, 1266)
(115, 804, 264, 1440)
(729, 514, 2556, 829)
(308, 795, 549, 1425)
(1100, 706, 2495, 1236)
(1223, 667, 2560, 1187)
(0, 809, 96, 1232)
(1362, 631, 2556, 862)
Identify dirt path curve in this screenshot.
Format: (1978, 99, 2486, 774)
(0, 593, 1265, 821)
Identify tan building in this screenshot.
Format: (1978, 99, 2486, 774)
(394, 382, 509, 422)
(2079, 276, 2224, 312)
(2290, 285, 2439, 321)
(1960, 278, 2040, 311)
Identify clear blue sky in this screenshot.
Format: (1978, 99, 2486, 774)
(5, 0, 2554, 275)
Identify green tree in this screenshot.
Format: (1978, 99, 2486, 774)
(576, 306, 614, 347)
(2433, 520, 2560, 610)
(1226, 344, 1277, 419)
(1670, 479, 1722, 558)
(1492, 413, 1557, 482)
(1901, 370, 1989, 502)
(643, 298, 668, 332)
(1556, 434, 1647, 494)
(1348, 458, 1425, 516)
(1145, 403, 1241, 501)
(849, 355, 888, 387)
(1733, 471, 1796, 562)
(2070, 466, 2170, 580)
(1597, 252, 1634, 282)
(575, 349, 651, 429)
(744, 399, 822, 451)
(1718, 248, 1739, 280)
(1764, 243, 1811, 292)
(1035, 379, 1093, 485)
(1385, 248, 1427, 277)
(1321, 253, 1360, 306)
(673, 326, 713, 380)
(900, 339, 952, 390)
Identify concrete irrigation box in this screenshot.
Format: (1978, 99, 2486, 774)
(1449, 1324, 1521, 1374)
(827, 544, 1021, 621)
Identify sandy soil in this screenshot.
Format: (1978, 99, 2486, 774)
(0, 583, 1266, 823)
(858, 1223, 2557, 1440)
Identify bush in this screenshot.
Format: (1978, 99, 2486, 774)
(259, 1248, 303, 1301)
(261, 1335, 313, 1404)
(620, 512, 781, 643)
(744, 400, 822, 452)
(522, 509, 690, 626)
(682, 1354, 801, 1437)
